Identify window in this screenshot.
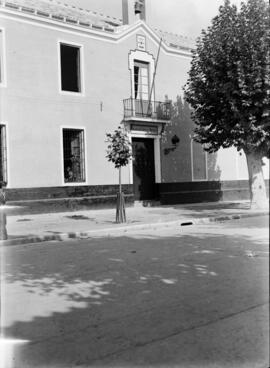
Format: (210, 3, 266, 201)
(192, 140, 207, 181)
(60, 43, 81, 92)
(134, 61, 150, 116)
(134, 61, 149, 100)
(128, 51, 155, 117)
(63, 129, 85, 183)
(0, 125, 7, 184)
(0, 29, 5, 85)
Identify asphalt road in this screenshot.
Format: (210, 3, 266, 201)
(1, 216, 269, 368)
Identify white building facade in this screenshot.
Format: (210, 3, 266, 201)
(0, 0, 268, 209)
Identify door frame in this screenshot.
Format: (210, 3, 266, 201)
(128, 131, 161, 185)
(0, 122, 9, 187)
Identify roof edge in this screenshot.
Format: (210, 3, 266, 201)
(0, 2, 194, 56)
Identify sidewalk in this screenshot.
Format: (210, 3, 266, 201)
(1, 200, 269, 246)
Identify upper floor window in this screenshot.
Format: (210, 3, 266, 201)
(60, 43, 81, 93)
(134, 61, 149, 101)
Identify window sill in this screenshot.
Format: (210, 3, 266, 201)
(59, 90, 85, 97)
(63, 182, 87, 186)
(192, 179, 208, 182)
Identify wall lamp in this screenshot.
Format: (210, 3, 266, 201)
(164, 134, 180, 155)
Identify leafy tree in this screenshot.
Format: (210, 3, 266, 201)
(106, 127, 132, 222)
(184, 0, 270, 208)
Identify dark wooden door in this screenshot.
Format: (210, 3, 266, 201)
(132, 138, 156, 200)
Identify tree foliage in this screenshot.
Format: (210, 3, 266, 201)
(184, 0, 270, 158)
(106, 127, 132, 168)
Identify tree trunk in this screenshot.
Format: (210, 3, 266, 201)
(119, 167, 122, 194)
(0, 187, 7, 240)
(0, 210, 7, 240)
(116, 167, 126, 223)
(244, 151, 268, 209)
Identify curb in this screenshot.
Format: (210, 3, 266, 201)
(1, 211, 268, 247)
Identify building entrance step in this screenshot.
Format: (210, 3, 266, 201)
(134, 200, 161, 207)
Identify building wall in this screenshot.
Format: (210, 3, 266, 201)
(0, 11, 269, 207)
(0, 15, 194, 189)
(160, 99, 270, 184)
(1, 18, 126, 188)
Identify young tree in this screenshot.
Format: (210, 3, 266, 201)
(184, 0, 270, 208)
(106, 127, 132, 223)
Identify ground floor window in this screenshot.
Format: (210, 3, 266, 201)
(191, 139, 207, 181)
(0, 124, 7, 184)
(63, 128, 85, 183)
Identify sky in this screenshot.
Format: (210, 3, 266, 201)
(60, 0, 242, 38)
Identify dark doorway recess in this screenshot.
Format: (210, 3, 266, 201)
(132, 138, 156, 200)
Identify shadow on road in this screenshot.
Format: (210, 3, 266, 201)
(2, 228, 269, 367)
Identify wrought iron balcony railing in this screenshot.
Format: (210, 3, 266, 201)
(123, 98, 171, 121)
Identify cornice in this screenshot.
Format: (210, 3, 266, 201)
(0, 2, 192, 58)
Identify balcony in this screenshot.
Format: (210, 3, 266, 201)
(123, 98, 171, 122)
